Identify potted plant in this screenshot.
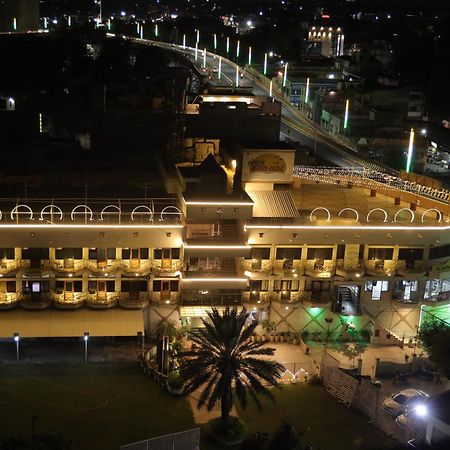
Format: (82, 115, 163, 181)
(292, 333, 299, 345)
(167, 370, 185, 395)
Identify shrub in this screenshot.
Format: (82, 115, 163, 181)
(167, 371, 184, 390)
(203, 417, 248, 446)
(308, 374, 322, 385)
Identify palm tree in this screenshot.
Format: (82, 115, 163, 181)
(180, 307, 284, 423)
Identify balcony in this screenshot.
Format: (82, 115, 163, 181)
(242, 290, 271, 305)
(181, 289, 243, 306)
(152, 259, 182, 276)
(301, 291, 332, 306)
(0, 259, 19, 275)
(272, 290, 304, 304)
(241, 259, 274, 274)
(19, 260, 51, 271)
(19, 291, 52, 310)
(396, 260, 426, 277)
(151, 291, 180, 305)
(50, 259, 84, 275)
(0, 292, 20, 310)
(86, 291, 119, 309)
(85, 259, 121, 275)
(304, 260, 336, 278)
(336, 259, 365, 279)
(52, 290, 85, 309)
(120, 259, 151, 275)
(365, 259, 396, 277)
(118, 292, 150, 310)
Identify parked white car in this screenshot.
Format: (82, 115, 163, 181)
(383, 389, 429, 417)
(395, 407, 427, 430)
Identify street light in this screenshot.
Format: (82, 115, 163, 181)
(196, 29, 200, 44)
(406, 128, 415, 173)
(195, 42, 198, 61)
(236, 40, 240, 59)
(213, 33, 217, 51)
(182, 34, 186, 49)
(235, 65, 239, 88)
(283, 62, 288, 88)
(83, 332, 89, 363)
(218, 56, 222, 80)
(269, 79, 273, 97)
(13, 333, 20, 363)
(203, 48, 206, 68)
(343, 99, 350, 129)
(154, 24, 158, 37)
(248, 46, 252, 66)
(263, 52, 268, 75)
(226, 36, 230, 54)
(305, 77, 310, 103)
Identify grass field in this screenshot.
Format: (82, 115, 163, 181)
(235, 384, 397, 450)
(0, 364, 396, 450)
(0, 363, 195, 450)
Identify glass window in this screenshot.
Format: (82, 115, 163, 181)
(307, 248, 333, 260)
(398, 248, 423, 261)
(249, 280, 269, 292)
(276, 247, 302, 260)
(107, 248, 116, 259)
(0, 248, 14, 259)
(251, 248, 271, 260)
(336, 244, 345, 260)
(368, 248, 394, 260)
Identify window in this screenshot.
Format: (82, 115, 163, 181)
(429, 244, 450, 260)
(154, 248, 180, 259)
(368, 248, 394, 260)
(276, 248, 302, 260)
(393, 281, 418, 302)
(6, 281, 16, 292)
(55, 248, 83, 259)
(398, 248, 423, 261)
(21, 248, 49, 259)
(121, 280, 148, 292)
(153, 280, 179, 291)
(88, 280, 115, 292)
(249, 280, 269, 292)
(424, 279, 450, 302)
(122, 248, 148, 259)
(358, 245, 365, 260)
(274, 280, 300, 292)
(250, 248, 271, 260)
(88, 248, 109, 260)
(365, 281, 389, 300)
(307, 247, 333, 260)
(0, 248, 15, 259)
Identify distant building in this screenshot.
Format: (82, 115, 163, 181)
(307, 26, 344, 58)
(0, 0, 39, 32)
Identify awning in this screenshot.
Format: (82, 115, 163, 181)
(0, 309, 144, 338)
(246, 190, 300, 218)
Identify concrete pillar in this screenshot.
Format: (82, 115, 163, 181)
(357, 358, 363, 375)
(373, 357, 380, 379)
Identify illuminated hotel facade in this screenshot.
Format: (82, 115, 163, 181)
(1, 148, 450, 341)
(307, 26, 345, 58)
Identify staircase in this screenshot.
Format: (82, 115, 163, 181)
(220, 220, 239, 240)
(340, 287, 352, 303)
(361, 306, 404, 348)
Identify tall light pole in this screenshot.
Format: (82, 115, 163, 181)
(68, 16, 72, 27)
(182, 34, 186, 49)
(283, 62, 288, 88)
(107, 18, 111, 31)
(83, 332, 89, 363)
(269, 80, 273, 97)
(213, 33, 217, 51)
(196, 29, 200, 44)
(13, 17, 17, 31)
(195, 42, 198, 61)
(203, 48, 207, 68)
(305, 77, 310, 103)
(236, 40, 240, 59)
(44, 17, 48, 29)
(263, 52, 268, 75)
(406, 128, 415, 173)
(343, 99, 350, 130)
(98, 0, 102, 23)
(236, 65, 240, 88)
(137, 22, 140, 35)
(140, 24, 144, 39)
(226, 36, 230, 54)
(218, 56, 222, 80)
(13, 333, 20, 363)
(154, 24, 158, 37)
(248, 46, 252, 66)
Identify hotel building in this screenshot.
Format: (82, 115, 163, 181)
(0, 146, 449, 342)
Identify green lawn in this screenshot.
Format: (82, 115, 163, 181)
(0, 364, 396, 450)
(235, 384, 397, 450)
(0, 363, 195, 450)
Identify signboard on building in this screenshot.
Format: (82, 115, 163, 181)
(430, 259, 450, 279)
(242, 149, 295, 183)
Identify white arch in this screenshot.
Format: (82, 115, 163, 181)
(100, 205, 121, 221)
(366, 208, 388, 223)
(39, 204, 63, 221)
(160, 206, 182, 222)
(310, 207, 331, 222)
(394, 208, 415, 223)
(70, 205, 94, 221)
(131, 205, 154, 221)
(11, 204, 34, 221)
(421, 208, 442, 223)
(338, 208, 359, 222)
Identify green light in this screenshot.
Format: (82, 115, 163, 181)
(263, 53, 267, 75)
(406, 128, 415, 173)
(343, 99, 349, 129)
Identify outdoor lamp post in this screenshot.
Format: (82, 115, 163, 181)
(218, 56, 222, 80)
(203, 48, 207, 68)
(13, 333, 20, 363)
(263, 52, 268, 75)
(236, 40, 240, 59)
(83, 332, 89, 363)
(226, 36, 230, 54)
(182, 34, 186, 49)
(283, 62, 288, 88)
(248, 46, 252, 66)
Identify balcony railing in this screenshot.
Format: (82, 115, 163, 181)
(336, 259, 365, 278)
(396, 260, 426, 277)
(152, 260, 183, 274)
(304, 260, 336, 278)
(86, 290, 119, 308)
(50, 259, 85, 273)
(51, 290, 85, 308)
(0, 259, 19, 275)
(85, 259, 121, 274)
(182, 292, 242, 307)
(120, 260, 152, 274)
(365, 259, 396, 276)
(118, 292, 150, 309)
(0, 292, 20, 309)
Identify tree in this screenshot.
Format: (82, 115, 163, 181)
(180, 308, 284, 423)
(418, 319, 450, 377)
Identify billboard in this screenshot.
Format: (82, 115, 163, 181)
(242, 149, 295, 183)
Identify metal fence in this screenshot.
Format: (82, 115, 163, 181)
(121, 428, 200, 450)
